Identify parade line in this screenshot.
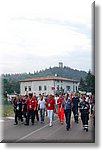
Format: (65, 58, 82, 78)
(16, 118, 59, 142)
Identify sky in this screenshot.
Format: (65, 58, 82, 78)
(0, 0, 94, 74)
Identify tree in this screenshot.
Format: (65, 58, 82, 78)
(85, 70, 95, 94)
(78, 77, 86, 91)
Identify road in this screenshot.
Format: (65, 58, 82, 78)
(0, 113, 95, 143)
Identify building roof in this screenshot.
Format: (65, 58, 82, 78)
(20, 76, 79, 83)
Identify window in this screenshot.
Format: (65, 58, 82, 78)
(44, 85, 47, 91)
(25, 86, 27, 91)
(73, 85, 75, 92)
(57, 85, 59, 90)
(76, 86, 77, 91)
(39, 86, 42, 91)
(66, 86, 70, 91)
(28, 86, 31, 91)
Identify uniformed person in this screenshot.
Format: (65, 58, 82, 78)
(72, 93, 79, 123)
(22, 95, 28, 124)
(79, 96, 90, 132)
(13, 94, 23, 125)
(25, 93, 36, 126)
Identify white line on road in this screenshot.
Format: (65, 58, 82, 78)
(16, 119, 59, 142)
(0, 120, 4, 123)
(6, 117, 14, 120)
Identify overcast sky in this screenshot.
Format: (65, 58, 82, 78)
(0, 0, 93, 74)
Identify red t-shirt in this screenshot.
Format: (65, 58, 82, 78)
(57, 97, 64, 108)
(46, 98, 55, 110)
(26, 97, 36, 110)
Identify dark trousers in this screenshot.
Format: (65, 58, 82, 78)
(40, 109, 45, 122)
(23, 111, 27, 123)
(81, 113, 89, 128)
(15, 110, 23, 124)
(35, 109, 39, 121)
(64, 109, 71, 129)
(73, 108, 78, 122)
(27, 110, 35, 125)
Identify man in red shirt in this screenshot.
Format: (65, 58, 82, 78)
(46, 94, 55, 127)
(25, 93, 36, 126)
(57, 94, 64, 124)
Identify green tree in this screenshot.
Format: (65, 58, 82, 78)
(78, 77, 86, 91)
(85, 70, 95, 94)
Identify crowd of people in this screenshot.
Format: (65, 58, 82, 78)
(13, 92, 95, 132)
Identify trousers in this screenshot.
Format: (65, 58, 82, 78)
(47, 110, 53, 126)
(26, 110, 35, 125)
(15, 110, 23, 124)
(64, 109, 71, 129)
(40, 109, 45, 122)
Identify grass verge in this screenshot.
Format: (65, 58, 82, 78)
(0, 104, 14, 117)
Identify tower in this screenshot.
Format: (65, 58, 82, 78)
(59, 62, 63, 68)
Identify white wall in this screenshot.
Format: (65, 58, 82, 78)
(20, 80, 79, 96)
(20, 80, 55, 96)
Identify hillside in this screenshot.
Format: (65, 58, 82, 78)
(2, 66, 87, 94)
(3, 66, 87, 81)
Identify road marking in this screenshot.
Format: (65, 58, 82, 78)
(16, 119, 58, 142)
(6, 117, 14, 120)
(0, 120, 4, 122)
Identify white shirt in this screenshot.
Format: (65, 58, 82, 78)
(38, 99, 45, 109)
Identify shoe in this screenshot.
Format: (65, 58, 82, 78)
(13, 123, 18, 125)
(66, 127, 69, 131)
(24, 124, 29, 126)
(49, 123, 52, 127)
(32, 123, 34, 125)
(86, 128, 88, 132)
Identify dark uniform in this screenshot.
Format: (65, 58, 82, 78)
(79, 99, 90, 132)
(22, 98, 27, 123)
(72, 96, 79, 123)
(13, 98, 23, 125)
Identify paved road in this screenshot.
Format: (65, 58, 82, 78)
(0, 114, 95, 143)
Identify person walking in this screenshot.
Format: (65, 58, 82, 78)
(46, 95, 55, 127)
(57, 93, 64, 124)
(25, 93, 36, 126)
(34, 93, 39, 121)
(62, 93, 72, 131)
(38, 95, 46, 123)
(13, 94, 23, 125)
(72, 93, 79, 123)
(79, 96, 90, 132)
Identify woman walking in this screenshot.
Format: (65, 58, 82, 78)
(62, 93, 72, 130)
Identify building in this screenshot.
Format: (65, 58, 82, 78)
(20, 76, 79, 96)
